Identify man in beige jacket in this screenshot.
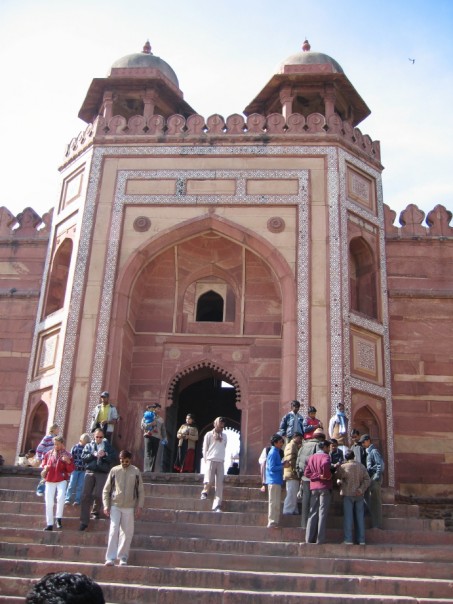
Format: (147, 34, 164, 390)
(102, 450, 145, 566)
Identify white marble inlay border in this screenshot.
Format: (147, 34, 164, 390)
(47, 144, 324, 434)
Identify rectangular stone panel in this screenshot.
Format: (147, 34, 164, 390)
(350, 326, 383, 385)
(186, 179, 236, 195)
(246, 179, 299, 195)
(346, 164, 376, 214)
(126, 179, 177, 194)
(60, 165, 84, 210)
(34, 326, 61, 377)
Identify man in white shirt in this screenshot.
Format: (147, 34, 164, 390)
(200, 417, 227, 512)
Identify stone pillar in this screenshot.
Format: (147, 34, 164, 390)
(279, 86, 295, 119)
(143, 90, 157, 119)
(102, 91, 114, 121)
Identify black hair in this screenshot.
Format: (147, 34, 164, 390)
(119, 450, 132, 459)
(345, 450, 355, 461)
(271, 433, 284, 445)
(330, 439, 338, 445)
(307, 406, 317, 413)
(25, 572, 105, 604)
(350, 429, 360, 436)
(317, 440, 331, 451)
(293, 432, 303, 438)
(290, 400, 300, 407)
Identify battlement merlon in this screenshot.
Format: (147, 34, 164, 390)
(60, 111, 381, 170)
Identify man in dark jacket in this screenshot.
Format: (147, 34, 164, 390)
(79, 429, 116, 531)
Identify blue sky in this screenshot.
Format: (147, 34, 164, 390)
(1, 0, 452, 221)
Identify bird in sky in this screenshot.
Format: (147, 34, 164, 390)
(409, 58, 415, 64)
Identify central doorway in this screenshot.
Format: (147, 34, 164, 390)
(164, 368, 241, 473)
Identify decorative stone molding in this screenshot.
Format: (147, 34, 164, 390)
(167, 359, 242, 407)
(267, 216, 286, 233)
(62, 112, 381, 166)
(133, 216, 151, 232)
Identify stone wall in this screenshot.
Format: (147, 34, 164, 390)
(0, 207, 51, 463)
(385, 203, 453, 497)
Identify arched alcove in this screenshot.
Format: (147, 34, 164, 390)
(349, 236, 378, 319)
(24, 401, 48, 452)
(43, 238, 73, 316)
(106, 214, 297, 472)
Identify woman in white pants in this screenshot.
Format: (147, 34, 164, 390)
(41, 436, 75, 531)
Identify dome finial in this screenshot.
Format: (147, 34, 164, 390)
(302, 39, 311, 52)
(142, 40, 152, 55)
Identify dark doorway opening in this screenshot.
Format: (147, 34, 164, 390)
(164, 370, 240, 473)
(196, 290, 224, 322)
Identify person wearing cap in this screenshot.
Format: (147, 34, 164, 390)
(359, 434, 385, 529)
(328, 403, 349, 453)
(90, 392, 119, 444)
(141, 403, 167, 472)
(296, 427, 326, 529)
(200, 417, 227, 511)
(304, 440, 332, 544)
(336, 449, 371, 545)
(278, 400, 304, 442)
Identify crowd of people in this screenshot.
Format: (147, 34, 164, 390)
(261, 399, 385, 544)
(26, 390, 384, 570)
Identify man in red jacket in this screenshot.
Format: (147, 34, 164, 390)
(304, 440, 332, 544)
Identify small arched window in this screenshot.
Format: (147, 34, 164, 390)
(43, 238, 73, 316)
(349, 237, 378, 319)
(196, 290, 224, 322)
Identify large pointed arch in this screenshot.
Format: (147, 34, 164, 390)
(106, 213, 297, 396)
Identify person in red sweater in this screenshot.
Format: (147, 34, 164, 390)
(304, 440, 332, 544)
(41, 436, 75, 531)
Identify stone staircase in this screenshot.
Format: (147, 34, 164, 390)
(0, 467, 452, 603)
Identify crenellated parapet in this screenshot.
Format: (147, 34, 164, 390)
(62, 111, 381, 166)
(0, 206, 52, 240)
(384, 203, 453, 239)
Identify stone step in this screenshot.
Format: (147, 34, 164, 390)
(3, 574, 453, 604)
(1, 558, 453, 601)
(1, 537, 453, 579)
(0, 492, 428, 531)
(2, 522, 453, 565)
(0, 506, 444, 543)
(0, 507, 451, 546)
